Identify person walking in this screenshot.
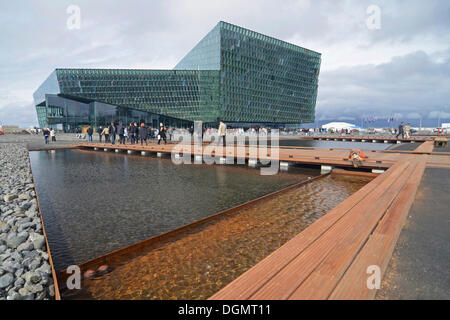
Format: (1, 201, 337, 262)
(117, 121, 125, 145)
(50, 128, 56, 142)
(43, 127, 50, 144)
(404, 123, 411, 138)
(102, 125, 110, 143)
(97, 125, 103, 143)
(109, 122, 116, 145)
(158, 123, 167, 144)
(87, 126, 94, 142)
(396, 122, 405, 139)
(139, 123, 148, 146)
(218, 120, 227, 147)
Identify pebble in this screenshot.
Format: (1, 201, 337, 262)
(0, 273, 14, 289)
(0, 144, 54, 300)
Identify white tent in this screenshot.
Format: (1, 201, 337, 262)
(321, 122, 357, 130)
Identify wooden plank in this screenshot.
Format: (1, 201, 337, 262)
(210, 162, 408, 300)
(413, 141, 434, 153)
(328, 158, 427, 300)
(248, 161, 413, 299)
(286, 160, 418, 299)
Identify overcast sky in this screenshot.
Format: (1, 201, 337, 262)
(0, 0, 449, 127)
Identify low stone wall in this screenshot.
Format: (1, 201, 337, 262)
(0, 143, 54, 300)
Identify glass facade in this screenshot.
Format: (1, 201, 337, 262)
(38, 94, 192, 132)
(34, 21, 320, 130)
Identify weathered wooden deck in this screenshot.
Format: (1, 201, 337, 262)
(209, 140, 449, 300)
(69, 139, 449, 300)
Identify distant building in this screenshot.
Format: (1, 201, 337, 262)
(322, 122, 357, 131)
(33, 21, 321, 131)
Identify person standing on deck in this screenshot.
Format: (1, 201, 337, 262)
(218, 120, 227, 147)
(87, 126, 94, 142)
(396, 122, 405, 139)
(97, 125, 103, 142)
(109, 122, 116, 145)
(127, 122, 133, 144)
(132, 122, 139, 143)
(158, 123, 167, 144)
(102, 125, 109, 143)
(139, 123, 148, 146)
(117, 122, 125, 145)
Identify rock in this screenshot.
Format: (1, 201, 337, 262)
(0, 253, 11, 262)
(35, 291, 47, 300)
(24, 271, 42, 284)
(0, 223, 10, 233)
(24, 282, 44, 294)
(28, 259, 42, 271)
(40, 252, 49, 261)
(18, 193, 31, 200)
(14, 277, 25, 287)
(6, 234, 28, 249)
(17, 241, 34, 252)
(31, 234, 45, 250)
(0, 245, 7, 254)
(3, 194, 18, 202)
(7, 292, 21, 300)
(18, 288, 34, 300)
(48, 284, 55, 297)
(36, 263, 51, 275)
(0, 273, 14, 289)
(20, 202, 32, 211)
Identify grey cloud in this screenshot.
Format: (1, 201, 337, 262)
(0, 102, 38, 127)
(316, 49, 450, 120)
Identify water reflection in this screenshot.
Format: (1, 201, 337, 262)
(30, 149, 319, 271)
(68, 174, 371, 300)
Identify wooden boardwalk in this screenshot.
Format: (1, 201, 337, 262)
(70, 140, 449, 300)
(75, 142, 399, 170)
(312, 135, 430, 143)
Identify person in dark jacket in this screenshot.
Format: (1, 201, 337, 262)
(87, 126, 94, 142)
(139, 123, 148, 146)
(97, 125, 103, 142)
(132, 122, 139, 143)
(43, 128, 50, 144)
(396, 122, 404, 139)
(117, 122, 125, 145)
(109, 122, 116, 145)
(158, 123, 167, 144)
(127, 122, 133, 144)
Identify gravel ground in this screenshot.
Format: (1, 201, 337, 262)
(0, 141, 55, 300)
(0, 133, 83, 150)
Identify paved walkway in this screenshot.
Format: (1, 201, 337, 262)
(376, 167, 450, 300)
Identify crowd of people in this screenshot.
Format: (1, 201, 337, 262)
(86, 122, 170, 145)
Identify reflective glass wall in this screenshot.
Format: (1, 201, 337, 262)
(38, 94, 192, 132)
(218, 21, 320, 124)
